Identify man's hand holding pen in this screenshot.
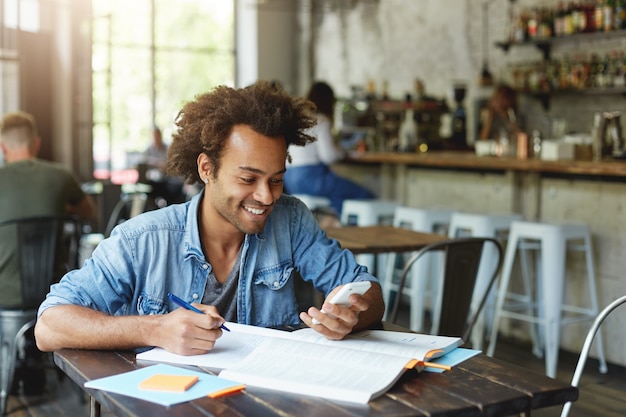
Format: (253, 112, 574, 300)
(162, 299, 228, 356)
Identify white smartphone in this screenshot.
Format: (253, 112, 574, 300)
(312, 281, 372, 324)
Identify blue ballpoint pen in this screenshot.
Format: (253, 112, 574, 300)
(167, 292, 230, 332)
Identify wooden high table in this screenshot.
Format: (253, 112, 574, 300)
(54, 334, 578, 417)
(324, 225, 446, 254)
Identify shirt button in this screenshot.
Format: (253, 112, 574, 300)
(202, 264, 209, 270)
(273, 281, 279, 288)
(192, 293, 199, 299)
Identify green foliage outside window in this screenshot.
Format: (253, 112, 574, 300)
(91, 0, 234, 180)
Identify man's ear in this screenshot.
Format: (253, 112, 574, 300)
(197, 153, 213, 182)
(32, 137, 41, 156)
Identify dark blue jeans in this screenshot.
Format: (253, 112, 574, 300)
(284, 164, 375, 215)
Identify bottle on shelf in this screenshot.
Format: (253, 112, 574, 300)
(517, 132, 529, 159)
(398, 107, 418, 153)
(528, 7, 539, 38)
(564, 2, 575, 35)
(583, 0, 597, 32)
(555, 2, 566, 36)
(604, 0, 616, 31)
(615, 0, 626, 28)
(531, 130, 542, 159)
(595, 0, 605, 32)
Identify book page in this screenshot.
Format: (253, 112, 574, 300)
(219, 337, 412, 404)
(290, 328, 462, 360)
(136, 322, 293, 369)
(137, 323, 461, 370)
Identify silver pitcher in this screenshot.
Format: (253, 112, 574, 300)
(593, 111, 626, 160)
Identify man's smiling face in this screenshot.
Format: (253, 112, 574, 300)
(204, 124, 287, 235)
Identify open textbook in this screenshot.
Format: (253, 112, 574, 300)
(137, 322, 462, 404)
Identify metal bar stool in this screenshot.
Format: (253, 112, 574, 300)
(487, 220, 608, 378)
(447, 212, 523, 349)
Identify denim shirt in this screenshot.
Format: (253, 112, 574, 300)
(38, 191, 378, 328)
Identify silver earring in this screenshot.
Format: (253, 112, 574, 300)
(202, 177, 208, 184)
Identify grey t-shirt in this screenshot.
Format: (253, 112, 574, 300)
(201, 248, 241, 322)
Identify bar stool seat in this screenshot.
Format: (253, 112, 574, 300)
(382, 206, 453, 331)
(340, 199, 399, 274)
(290, 194, 332, 211)
(340, 199, 398, 226)
(486, 220, 608, 378)
(448, 212, 523, 349)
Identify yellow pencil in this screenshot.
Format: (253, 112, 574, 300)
(419, 361, 452, 371)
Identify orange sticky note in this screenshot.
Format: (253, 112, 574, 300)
(139, 374, 199, 392)
(207, 384, 246, 398)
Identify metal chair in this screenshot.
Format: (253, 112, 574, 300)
(388, 237, 503, 345)
(104, 192, 148, 237)
(560, 295, 626, 417)
(382, 206, 453, 332)
(0, 215, 80, 415)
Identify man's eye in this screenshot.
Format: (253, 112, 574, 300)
(270, 178, 284, 185)
(240, 177, 254, 183)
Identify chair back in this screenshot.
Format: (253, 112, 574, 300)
(0, 215, 80, 309)
(388, 237, 503, 344)
(560, 295, 626, 417)
(105, 193, 148, 237)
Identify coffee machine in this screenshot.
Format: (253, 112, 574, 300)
(450, 83, 467, 149)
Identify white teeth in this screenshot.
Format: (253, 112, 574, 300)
(245, 206, 265, 215)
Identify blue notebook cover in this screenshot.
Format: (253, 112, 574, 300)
(424, 348, 481, 373)
(84, 363, 243, 406)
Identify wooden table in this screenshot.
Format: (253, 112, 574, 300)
(54, 341, 578, 417)
(324, 225, 446, 254)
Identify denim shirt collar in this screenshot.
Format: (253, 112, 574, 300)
(184, 190, 204, 261)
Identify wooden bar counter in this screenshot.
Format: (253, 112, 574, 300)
(332, 150, 626, 369)
(346, 151, 626, 178)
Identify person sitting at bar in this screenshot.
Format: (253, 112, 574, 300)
(0, 110, 94, 394)
(141, 126, 186, 206)
(284, 81, 374, 216)
(478, 84, 523, 141)
(143, 126, 169, 175)
(34, 81, 385, 356)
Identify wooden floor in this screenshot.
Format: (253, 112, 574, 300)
(7, 311, 626, 417)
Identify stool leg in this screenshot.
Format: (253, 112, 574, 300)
(518, 238, 542, 358)
(541, 235, 565, 379)
(381, 252, 397, 320)
(466, 222, 498, 350)
(409, 253, 429, 332)
(487, 232, 519, 357)
(0, 338, 11, 416)
(469, 243, 498, 350)
(356, 254, 375, 276)
(532, 244, 546, 358)
(583, 234, 608, 374)
(376, 253, 389, 281)
(427, 251, 445, 334)
(90, 396, 102, 417)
